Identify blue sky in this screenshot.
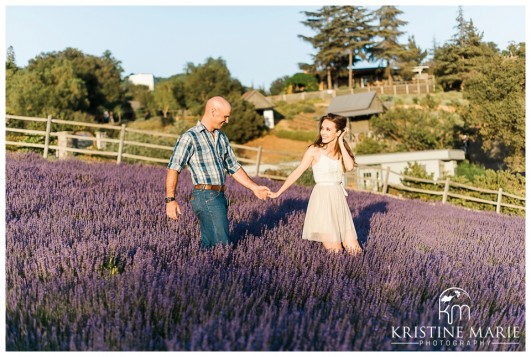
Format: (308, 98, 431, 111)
(4, 3, 527, 90)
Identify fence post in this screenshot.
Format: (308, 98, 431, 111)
(382, 166, 390, 194)
(393, 85, 397, 96)
(496, 188, 503, 214)
(406, 84, 409, 95)
(255, 146, 262, 176)
(417, 81, 421, 94)
(43, 115, 52, 159)
(117, 123, 126, 164)
(442, 177, 450, 204)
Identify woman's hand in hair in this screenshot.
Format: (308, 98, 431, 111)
(339, 127, 349, 141)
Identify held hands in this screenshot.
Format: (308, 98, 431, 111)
(252, 185, 271, 200)
(166, 201, 182, 220)
(268, 191, 281, 199)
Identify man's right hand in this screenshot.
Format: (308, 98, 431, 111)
(252, 185, 271, 200)
(166, 201, 182, 220)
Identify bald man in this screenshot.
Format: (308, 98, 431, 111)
(165, 96, 271, 249)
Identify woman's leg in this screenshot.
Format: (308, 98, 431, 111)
(342, 232, 363, 255)
(322, 241, 343, 253)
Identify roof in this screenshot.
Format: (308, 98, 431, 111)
(356, 150, 466, 165)
(327, 91, 383, 117)
(242, 90, 275, 110)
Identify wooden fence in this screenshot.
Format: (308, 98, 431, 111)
(5, 114, 265, 176)
(5, 114, 525, 215)
(344, 166, 525, 214)
(268, 78, 436, 104)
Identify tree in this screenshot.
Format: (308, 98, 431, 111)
(370, 107, 462, 152)
(184, 57, 243, 115)
(299, 6, 343, 89)
(182, 57, 265, 143)
(461, 44, 525, 172)
(6, 57, 89, 118)
(371, 6, 408, 84)
(433, 8, 498, 91)
(6, 48, 124, 120)
(154, 80, 179, 121)
(299, 6, 375, 89)
(336, 6, 375, 89)
(269, 75, 290, 95)
(6, 45, 16, 70)
(396, 35, 428, 81)
(222, 93, 265, 144)
(286, 73, 319, 93)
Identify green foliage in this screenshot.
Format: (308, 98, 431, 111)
(183, 57, 243, 115)
(287, 73, 319, 92)
(419, 94, 440, 109)
(433, 11, 499, 91)
(269, 75, 290, 95)
(461, 45, 525, 172)
(395, 161, 524, 216)
(372, 6, 408, 83)
(354, 136, 388, 154)
(454, 161, 486, 181)
(397, 162, 440, 201)
(274, 99, 319, 120)
(273, 129, 316, 142)
(396, 35, 428, 80)
(299, 6, 376, 88)
(264, 167, 315, 187)
(221, 93, 265, 144)
(6, 47, 124, 121)
(370, 107, 463, 151)
(153, 80, 179, 120)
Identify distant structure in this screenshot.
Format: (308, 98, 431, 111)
(128, 73, 155, 91)
(242, 90, 276, 129)
(327, 91, 386, 139)
(354, 149, 466, 191)
(412, 65, 430, 81)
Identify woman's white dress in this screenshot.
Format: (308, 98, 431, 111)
(302, 152, 359, 246)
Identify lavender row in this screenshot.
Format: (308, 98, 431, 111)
(5, 153, 525, 351)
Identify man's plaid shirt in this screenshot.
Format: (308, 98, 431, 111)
(167, 121, 241, 185)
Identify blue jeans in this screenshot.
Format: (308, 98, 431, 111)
(190, 188, 230, 249)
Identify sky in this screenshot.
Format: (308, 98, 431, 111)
(3, 1, 527, 90)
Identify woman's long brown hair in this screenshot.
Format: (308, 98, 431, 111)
(309, 113, 356, 172)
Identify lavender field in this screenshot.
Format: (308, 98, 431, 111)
(5, 153, 525, 351)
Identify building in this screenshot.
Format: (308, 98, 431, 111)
(351, 149, 466, 191)
(128, 73, 155, 91)
(326, 91, 385, 138)
(242, 90, 276, 129)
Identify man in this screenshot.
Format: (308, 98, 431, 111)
(165, 96, 270, 249)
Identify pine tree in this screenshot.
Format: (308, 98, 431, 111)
(396, 36, 428, 81)
(433, 8, 498, 91)
(371, 6, 408, 84)
(299, 6, 375, 90)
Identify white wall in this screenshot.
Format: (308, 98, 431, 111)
(357, 159, 458, 186)
(128, 74, 155, 91)
(263, 109, 274, 129)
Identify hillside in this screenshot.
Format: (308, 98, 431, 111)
(6, 153, 525, 351)
(243, 91, 466, 156)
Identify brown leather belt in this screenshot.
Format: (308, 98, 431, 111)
(194, 184, 226, 192)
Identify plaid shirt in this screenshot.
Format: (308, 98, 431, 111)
(167, 122, 241, 185)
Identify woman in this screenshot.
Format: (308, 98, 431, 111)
(269, 113, 362, 255)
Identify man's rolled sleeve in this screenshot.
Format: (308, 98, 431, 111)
(167, 133, 194, 172)
(224, 144, 242, 175)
